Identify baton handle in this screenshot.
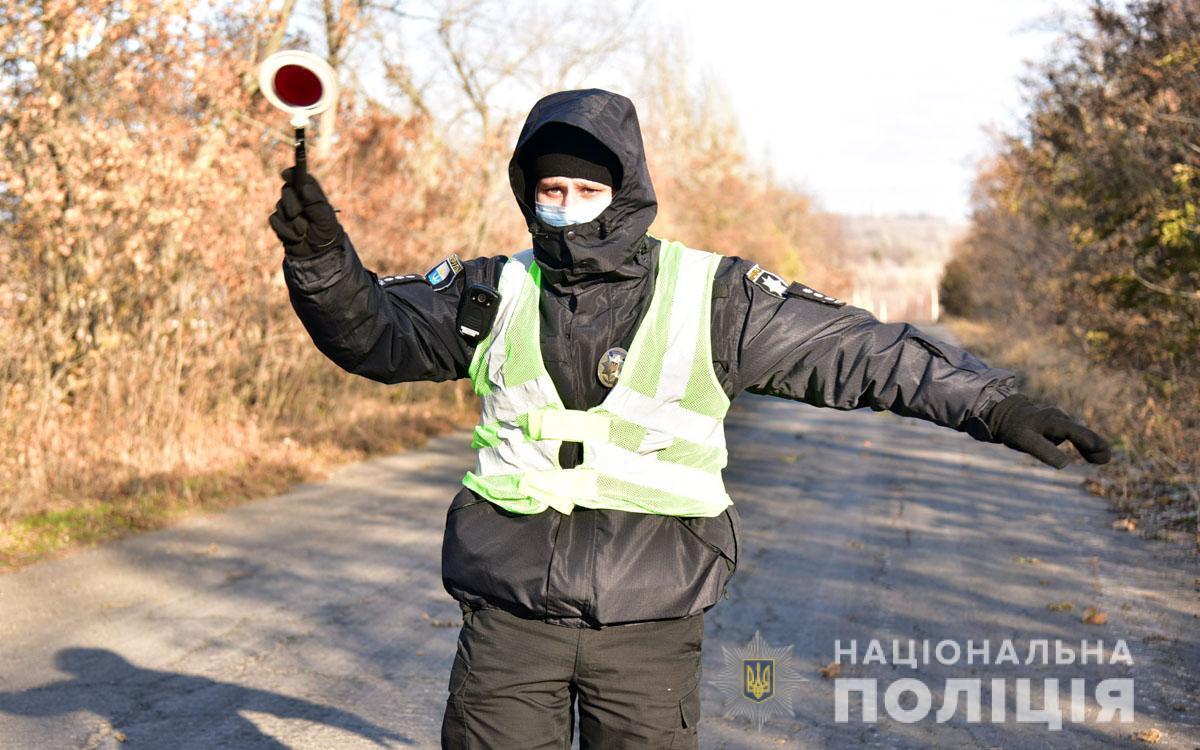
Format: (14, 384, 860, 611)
(292, 126, 307, 191)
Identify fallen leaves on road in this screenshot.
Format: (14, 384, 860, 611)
(114, 730, 126, 742)
(780, 454, 798, 464)
(819, 662, 841, 679)
(1082, 607, 1108, 625)
(847, 541, 864, 550)
(421, 612, 459, 628)
(1013, 555, 1042, 565)
(1112, 518, 1138, 532)
(1134, 727, 1163, 743)
(1047, 601, 1074, 612)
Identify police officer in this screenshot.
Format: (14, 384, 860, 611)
(269, 89, 1111, 748)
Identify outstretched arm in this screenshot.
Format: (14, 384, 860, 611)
(712, 257, 1109, 467)
(270, 168, 504, 384)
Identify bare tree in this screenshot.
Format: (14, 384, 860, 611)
(241, 0, 301, 96)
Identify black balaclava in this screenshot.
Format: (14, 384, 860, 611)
(509, 89, 658, 282)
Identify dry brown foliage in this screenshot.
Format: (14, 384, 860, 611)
(942, 2, 1199, 544)
(0, 1, 843, 562)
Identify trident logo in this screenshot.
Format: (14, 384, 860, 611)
(743, 658, 774, 703)
(713, 631, 803, 729)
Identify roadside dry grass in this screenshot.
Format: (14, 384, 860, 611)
(0, 381, 477, 571)
(947, 318, 1199, 549)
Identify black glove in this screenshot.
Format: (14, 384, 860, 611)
(268, 167, 344, 258)
(985, 393, 1112, 469)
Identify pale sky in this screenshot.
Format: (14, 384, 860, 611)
(282, 0, 1082, 221)
(650, 0, 1078, 220)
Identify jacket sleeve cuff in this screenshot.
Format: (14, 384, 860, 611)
(281, 234, 354, 294)
(963, 381, 1019, 442)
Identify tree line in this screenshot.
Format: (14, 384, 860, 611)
(0, 0, 845, 555)
(943, 0, 1199, 536)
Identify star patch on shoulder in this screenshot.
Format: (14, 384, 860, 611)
(784, 281, 845, 307)
(423, 253, 464, 291)
(745, 264, 789, 299)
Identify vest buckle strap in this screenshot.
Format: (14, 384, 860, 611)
(527, 407, 611, 444)
(517, 468, 599, 513)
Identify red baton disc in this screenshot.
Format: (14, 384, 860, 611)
(273, 64, 323, 108)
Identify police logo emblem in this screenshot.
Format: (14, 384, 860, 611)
(424, 253, 464, 290)
(597, 347, 626, 388)
(743, 659, 774, 703)
(711, 631, 807, 731)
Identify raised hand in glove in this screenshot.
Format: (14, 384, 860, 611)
(268, 167, 344, 258)
(986, 394, 1111, 469)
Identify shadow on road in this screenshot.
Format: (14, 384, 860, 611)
(0, 648, 410, 748)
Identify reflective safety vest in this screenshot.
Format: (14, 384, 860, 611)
(462, 238, 734, 517)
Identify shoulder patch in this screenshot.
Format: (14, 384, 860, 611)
(424, 253, 464, 291)
(785, 281, 845, 307)
(377, 273, 426, 288)
(745, 263, 789, 299)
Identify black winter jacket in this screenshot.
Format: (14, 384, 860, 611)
(282, 89, 1017, 628)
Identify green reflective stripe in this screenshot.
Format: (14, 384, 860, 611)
(471, 423, 502, 448)
(679, 250, 730, 418)
(529, 408, 611, 443)
(474, 410, 645, 452)
(476, 410, 628, 448)
(468, 327, 497, 397)
(473, 413, 532, 448)
(655, 437, 726, 472)
(603, 413, 648, 452)
(519, 468, 597, 504)
(472, 462, 731, 517)
(621, 240, 682, 397)
(463, 469, 592, 515)
(462, 471, 546, 514)
(679, 339, 728, 417)
(501, 261, 545, 387)
(592, 474, 730, 518)
(468, 256, 524, 397)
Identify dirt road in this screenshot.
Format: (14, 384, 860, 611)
(2, 341, 1198, 748)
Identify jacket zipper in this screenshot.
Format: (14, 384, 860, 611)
(674, 516, 735, 567)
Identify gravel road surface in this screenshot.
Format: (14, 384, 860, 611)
(3, 339, 1198, 748)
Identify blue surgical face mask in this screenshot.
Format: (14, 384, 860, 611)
(535, 196, 612, 228)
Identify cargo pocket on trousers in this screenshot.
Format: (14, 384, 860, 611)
(448, 651, 471, 699)
(670, 683, 701, 749)
(441, 651, 472, 750)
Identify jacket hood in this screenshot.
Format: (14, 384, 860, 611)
(509, 89, 658, 283)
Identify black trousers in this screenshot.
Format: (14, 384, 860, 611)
(440, 607, 703, 749)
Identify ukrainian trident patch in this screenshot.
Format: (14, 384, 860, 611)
(743, 658, 775, 703)
(711, 631, 807, 730)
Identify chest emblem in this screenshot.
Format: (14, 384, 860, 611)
(597, 347, 627, 388)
